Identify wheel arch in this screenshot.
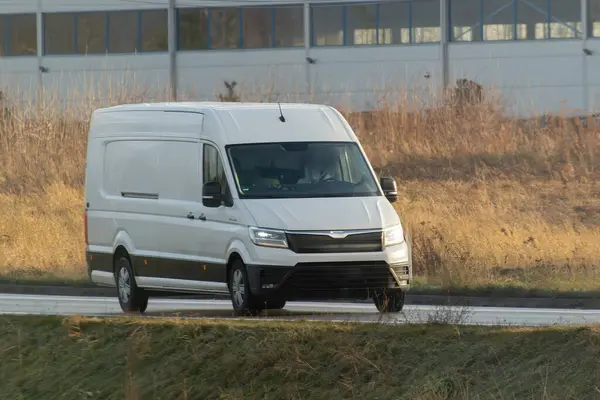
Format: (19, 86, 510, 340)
(112, 230, 137, 274)
(226, 252, 244, 290)
(113, 245, 130, 273)
(225, 239, 251, 289)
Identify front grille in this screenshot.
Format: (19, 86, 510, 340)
(282, 261, 397, 291)
(286, 231, 383, 254)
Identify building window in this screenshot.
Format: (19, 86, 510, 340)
(450, 0, 526, 42)
(483, 0, 516, 40)
(77, 12, 107, 54)
(178, 8, 209, 50)
(451, 0, 480, 41)
(378, 2, 410, 45)
(312, 1, 441, 46)
(4, 14, 37, 56)
(0, 18, 5, 56)
(485, 23, 527, 40)
(592, 0, 600, 36)
(178, 5, 304, 50)
(519, 0, 581, 40)
(450, 0, 581, 42)
(44, 9, 168, 55)
(210, 8, 240, 49)
(44, 13, 75, 54)
(242, 7, 272, 48)
(516, 0, 549, 39)
(274, 6, 304, 47)
(347, 4, 377, 45)
(548, 0, 581, 38)
(108, 11, 138, 53)
(311, 4, 344, 46)
(549, 20, 582, 39)
(141, 10, 168, 51)
(411, 0, 441, 43)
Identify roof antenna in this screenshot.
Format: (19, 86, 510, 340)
(277, 102, 286, 123)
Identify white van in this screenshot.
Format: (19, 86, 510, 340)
(84, 102, 412, 315)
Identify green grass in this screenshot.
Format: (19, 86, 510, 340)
(1, 316, 599, 399)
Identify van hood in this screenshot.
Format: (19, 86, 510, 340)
(241, 197, 400, 231)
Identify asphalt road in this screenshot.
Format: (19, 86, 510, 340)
(1, 293, 600, 326)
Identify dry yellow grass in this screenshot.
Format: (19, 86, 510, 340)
(0, 182, 84, 280)
(1, 83, 599, 295)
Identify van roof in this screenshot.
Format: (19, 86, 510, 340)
(97, 101, 328, 113)
(91, 101, 358, 145)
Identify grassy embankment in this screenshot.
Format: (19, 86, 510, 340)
(1, 83, 600, 297)
(1, 315, 599, 399)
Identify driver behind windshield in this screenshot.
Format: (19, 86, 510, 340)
(297, 147, 339, 184)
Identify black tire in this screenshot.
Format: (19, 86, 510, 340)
(115, 255, 149, 314)
(373, 289, 405, 313)
(229, 259, 264, 316)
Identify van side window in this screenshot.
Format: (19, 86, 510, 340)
(203, 144, 228, 196)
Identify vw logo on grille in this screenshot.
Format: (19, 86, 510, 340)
(327, 231, 349, 239)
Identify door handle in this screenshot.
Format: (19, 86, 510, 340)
(187, 212, 206, 221)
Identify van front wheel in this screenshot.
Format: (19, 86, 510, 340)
(373, 290, 405, 313)
(115, 256, 148, 314)
(229, 259, 264, 316)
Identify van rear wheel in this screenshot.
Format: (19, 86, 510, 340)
(229, 259, 264, 316)
(115, 255, 148, 314)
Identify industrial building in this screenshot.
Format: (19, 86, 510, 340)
(0, 0, 598, 116)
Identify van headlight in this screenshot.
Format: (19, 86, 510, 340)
(383, 224, 405, 247)
(249, 227, 288, 249)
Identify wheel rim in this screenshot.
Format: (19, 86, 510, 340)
(118, 266, 131, 303)
(232, 269, 245, 307)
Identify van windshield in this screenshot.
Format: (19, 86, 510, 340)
(226, 142, 381, 199)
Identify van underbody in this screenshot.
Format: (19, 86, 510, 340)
(87, 252, 411, 301)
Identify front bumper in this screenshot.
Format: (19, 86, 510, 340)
(246, 260, 412, 301)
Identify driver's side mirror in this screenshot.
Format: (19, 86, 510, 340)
(203, 181, 223, 208)
(380, 176, 398, 203)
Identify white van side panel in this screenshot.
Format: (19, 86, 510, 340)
(102, 138, 203, 259)
(103, 139, 202, 202)
(86, 111, 223, 288)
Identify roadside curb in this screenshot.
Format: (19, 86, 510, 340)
(407, 294, 600, 309)
(0, 284, 115, 298)
(2, 283, 599, 309)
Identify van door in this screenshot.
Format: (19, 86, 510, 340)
(106, 139, 207, 283)
(191, 141, 244, 284)
(135, 139, 230, 292)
